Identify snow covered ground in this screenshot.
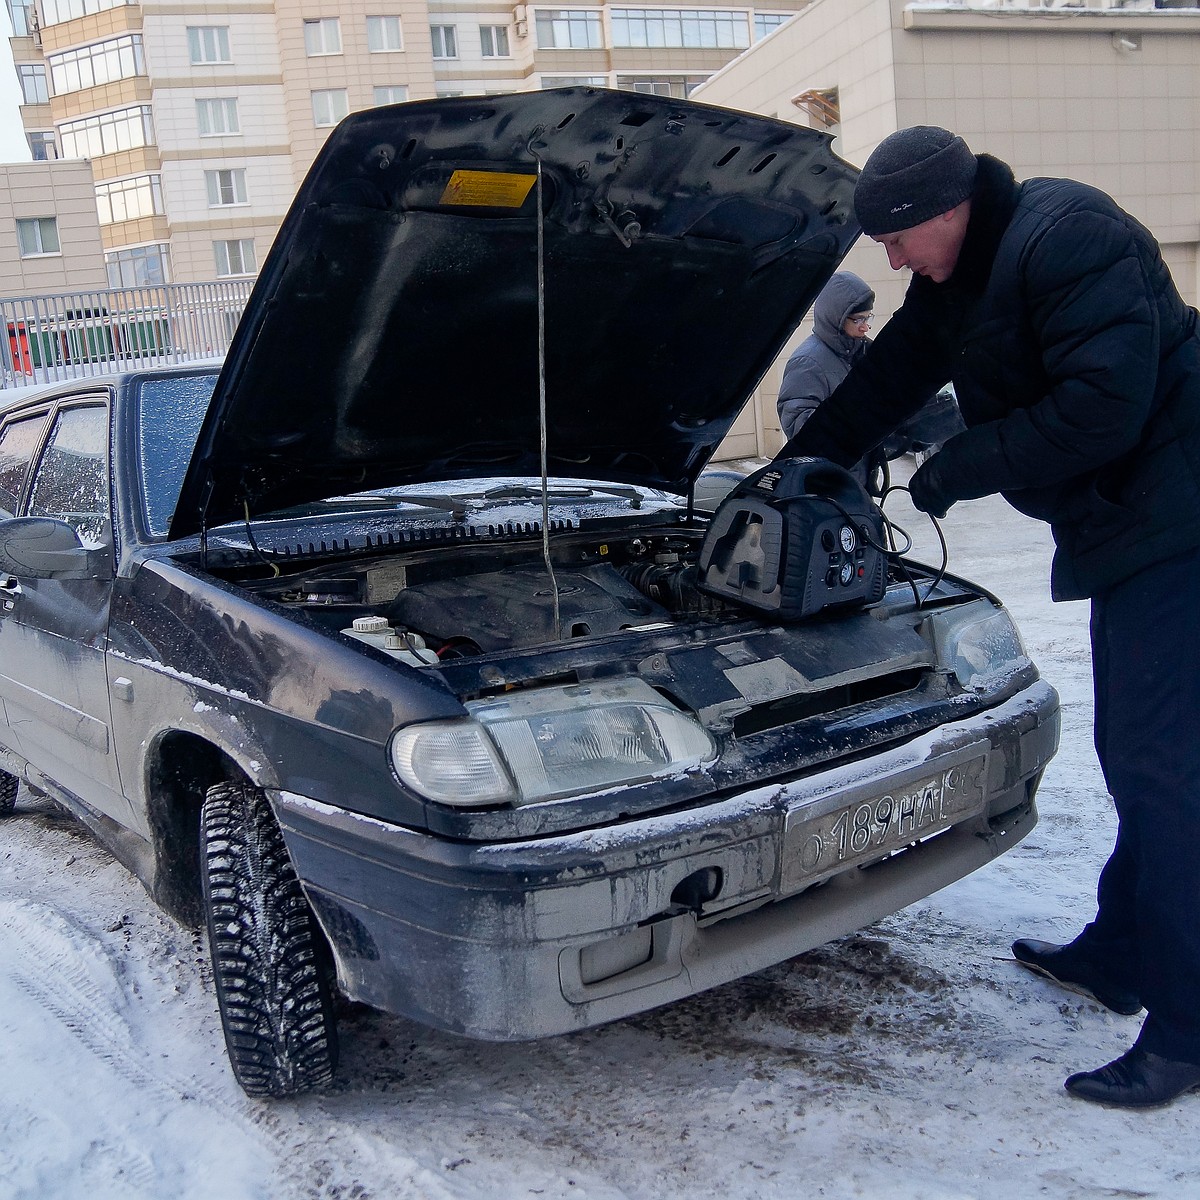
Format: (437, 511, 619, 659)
(2, 464, 1195, 1200)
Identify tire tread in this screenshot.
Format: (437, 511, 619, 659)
(0, 771, 17, 818)
(200, 781, 338, 1096)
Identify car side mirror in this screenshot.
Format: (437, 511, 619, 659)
(0, 516, 112, 580)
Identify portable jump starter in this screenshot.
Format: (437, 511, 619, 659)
(696, 457, 887, 620)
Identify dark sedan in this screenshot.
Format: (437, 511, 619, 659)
(0, 89, 1058, 1096)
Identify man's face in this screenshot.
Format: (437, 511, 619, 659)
(871, 201, 970, 283)
(842, 310, 873, 340)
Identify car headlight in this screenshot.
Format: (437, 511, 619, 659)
(926, 600, 1030, 692)
(389, 678, 716, 808)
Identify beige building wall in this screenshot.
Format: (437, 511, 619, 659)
(0, 158, 108, 293)
(8, 0, 1196, 372)
(272, 0, 438, 191)
(694, 0, 1200, 460)
(427, 0, 526, 93)
(143, 5, 289, 283)
(8, 0, 813, 286)
(522, 1, 812, 90)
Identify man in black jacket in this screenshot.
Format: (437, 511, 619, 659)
(780, 126, 1200, 1109)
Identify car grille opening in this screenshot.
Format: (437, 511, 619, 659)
(732, 668, 927, 738)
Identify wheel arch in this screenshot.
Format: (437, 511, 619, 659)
(144, 729, 244, 926)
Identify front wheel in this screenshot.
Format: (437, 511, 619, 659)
(0, 770, 17, 817)
(200, 780, 339, 1096)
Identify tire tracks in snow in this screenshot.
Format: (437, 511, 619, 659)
(0, 898, 159, 1194)
(0, 894, 320, 1197)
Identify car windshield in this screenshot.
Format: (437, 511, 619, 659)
(135, 370, 680, 540)
(136, 373, 218, 537)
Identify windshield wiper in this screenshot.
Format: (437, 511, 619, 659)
(481, 483, 643, 508)
(318, 483, 646, 517)
(324, 493, 469, 517)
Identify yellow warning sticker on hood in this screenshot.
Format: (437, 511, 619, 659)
(440, 170, 537, 208)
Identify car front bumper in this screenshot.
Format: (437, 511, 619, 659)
(274, 679, 1059, 1040)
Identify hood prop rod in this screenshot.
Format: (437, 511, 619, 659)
(532, 142, 562, 641)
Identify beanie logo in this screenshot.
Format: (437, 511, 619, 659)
(889, 202, 914, 214)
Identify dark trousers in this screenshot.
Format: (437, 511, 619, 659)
(1078, 545, 1200, 1063)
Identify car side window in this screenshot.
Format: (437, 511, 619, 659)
(26, 405, 112, 548)
(0, 411, 51, 519)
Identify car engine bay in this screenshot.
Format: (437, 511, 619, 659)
(239, 525, 738, 661)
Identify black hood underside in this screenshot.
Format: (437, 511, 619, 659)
(171, 88, 860, 539)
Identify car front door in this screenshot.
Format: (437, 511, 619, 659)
(0, 405, 52, 764)
(0, 398, 128, 822)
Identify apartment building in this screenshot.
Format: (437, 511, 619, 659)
(0, 156, 106, 291)
(692, 0, 1200, 460)
(6, 0, 1198, 462)
(5, 0, 813, 287)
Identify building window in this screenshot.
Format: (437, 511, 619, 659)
(205, 168, 248, 206)
(753, 12, 790, 39)
(311, 88, 349, 127)
(105, 243, 171, 288)
(430, 25, 457, 58)
(188, 26, 232, 64)
(95, 174, 164, 224)
(479, 25, 510, 57)
(16, 217, 61, 257)
(367, 16, 403, 51)
(196, 98, 240, 136)
(214, 238, 256, 277)
(9, 1, 33, 36)
(40, 0, 135, 29)
(615, 74, 705, 98)
(27, 131, 59, 161)
(48, 34, 146, 96)
(610, 9, 749, 49)
(373, 85, 409, 105)
(59, 105, 154, 158)
(540, 75, 608, 88)
(17, 65, 49, 105)
(535, 10, 603, 49)
(304, 17, 342, 56)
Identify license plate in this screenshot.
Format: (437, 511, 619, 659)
(780, 747, 989, 893)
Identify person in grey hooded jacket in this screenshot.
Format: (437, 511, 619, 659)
(777, 271, 875, 449)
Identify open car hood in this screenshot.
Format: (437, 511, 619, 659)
(170, 87, 859, 539)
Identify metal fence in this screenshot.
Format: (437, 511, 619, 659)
(1, 279, 255, 390)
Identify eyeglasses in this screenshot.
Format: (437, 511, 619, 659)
(847, 313, 873, 326)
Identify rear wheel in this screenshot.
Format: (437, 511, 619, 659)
(0, 770, 16, 817)
(200, 780, 339, 1096)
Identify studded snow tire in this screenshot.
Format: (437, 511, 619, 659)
(0, 770, 17, 817)
(200, 780, 339, 1097)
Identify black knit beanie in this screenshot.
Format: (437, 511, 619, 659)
(853, 126, 978, 236)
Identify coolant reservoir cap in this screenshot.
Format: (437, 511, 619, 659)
(352, 615, 390, 633)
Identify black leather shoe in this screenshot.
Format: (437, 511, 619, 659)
(1065, 1046, 1200, 1109)
(1011, 938, 1142, 1016)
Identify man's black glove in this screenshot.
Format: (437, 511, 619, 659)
(908, 453, 956, 519)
